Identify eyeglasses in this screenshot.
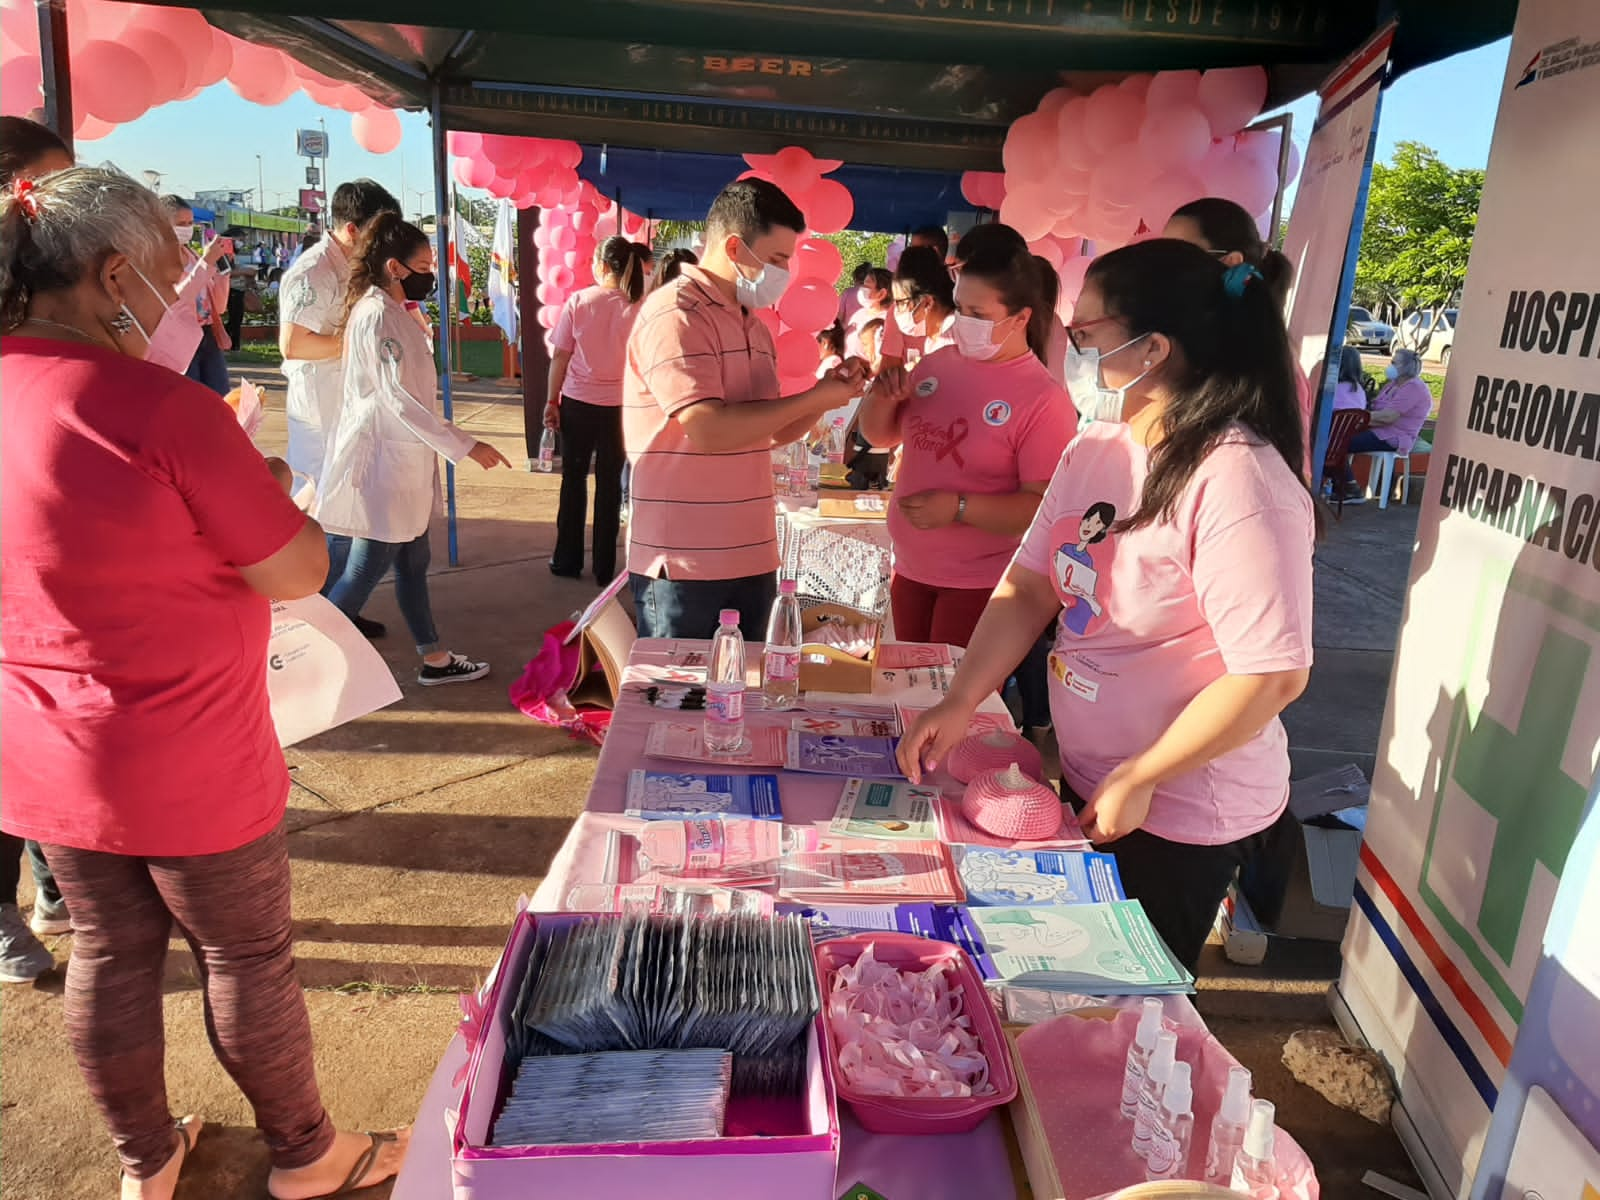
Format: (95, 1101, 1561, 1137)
(1065, 315, 1119, 351)
(891, 295, 920, 311)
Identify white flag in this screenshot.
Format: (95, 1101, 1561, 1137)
(488, 199, 518, 345)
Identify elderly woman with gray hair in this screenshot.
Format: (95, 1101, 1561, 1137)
(1340, 346, 1433, 501)
(0, 167, 407, 1200)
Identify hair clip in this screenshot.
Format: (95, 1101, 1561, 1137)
(1221, 262, 1263, 299)
(11, 178, 41, 221)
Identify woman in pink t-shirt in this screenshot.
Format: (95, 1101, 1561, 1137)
(900, 239, 1318, 971)
(0, 168, 409, 1199)
(859, 227, 1077, 650)
(545, 236, 645, 582)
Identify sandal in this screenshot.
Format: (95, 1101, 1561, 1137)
(270, 1131, 402, 1199)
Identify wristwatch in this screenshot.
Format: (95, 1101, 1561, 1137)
(955, 494, 968, 523)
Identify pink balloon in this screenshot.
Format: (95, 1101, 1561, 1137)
(1146, 69, 1202, 113)
(479, 134, 525, 172)
(453, 158, 477, 189)
(190, 30, 233, 89)
(1285, 139, 1302, 184)
(487, 173, 516, 199)
(1051, 214, 1084, 242)
(1047, 160, 1093, 199)
(1030, 237, 1066, 270)
(1139, 168, 1207, 232)
(1, 53, 42, 117)
(592, 212, 619, 239)
(754, 308, 782, 337)
(568, 209, 591, 233)
(561, 249, 580, 269)
(801, 179, 853, 234)
(1055, 97, 1095, 170)
(448, 131, 483, 158)
(352, 107, 402, 154)
(773, 145, 815, 184)
(551, 140, 583, 170)
(75, 40, 155, 123)
(1196, 66, 1268, 138)
(550, 264, 575, 290)
(775, 328, 820, 377)
(1034, 87, 1076, 119)
(532, 224, 553, 249)
(999, 182, 1054, 243)
(227, 43, 296, 107)
(534, 181, 565, 209)
(75, 112, 115, 141)
(1118, 74, 1152, 102)
(513, 191, 539, 211)
(551, 224, 576, 251)
(123, 28, 192, 103)
(1137, 103, 1212, 167)
(777, 280, 837, 334)
(793, 236, 843, 284)
(1083, 83, 1144, 155)
(960, 170, 988, 206)
(1, 3, 36, 50)
(1207, 152, 1277, 217)
(1002, 111, 1056, 179)
(534, 281, 559, 305)
(1088, 144, 1154, 212)
(538, 304, 560, 329)
(68, 0, 133, 52)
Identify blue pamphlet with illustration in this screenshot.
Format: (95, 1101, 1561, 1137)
(623, 770, 783, 821)
(955, 848, 1124, 906)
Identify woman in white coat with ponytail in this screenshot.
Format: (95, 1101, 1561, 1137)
(316, 214, 510, 685)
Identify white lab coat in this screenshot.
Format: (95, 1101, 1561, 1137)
(314, 287, 474, 544)
(278, 236, 350, 485)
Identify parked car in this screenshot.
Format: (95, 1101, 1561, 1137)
(1392, 308, 1458, 365)
(1346, 305, 1395, 351)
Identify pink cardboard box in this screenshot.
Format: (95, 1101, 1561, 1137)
(451, 910, 841, 1200)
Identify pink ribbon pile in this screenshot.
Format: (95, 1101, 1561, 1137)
(827, 946, 994, 1098)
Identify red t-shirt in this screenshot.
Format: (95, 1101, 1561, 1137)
(1, 337, 308, 856)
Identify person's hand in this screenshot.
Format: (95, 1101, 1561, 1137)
(215, 325, 232, 351)
(867, 365, 912, 411)
(543, 402, 561, 431)
(203, 236, 234, 267)
(1077, 760, 1156, 844)
(827, 356, 872, 394)
(467, 440, 512, 469)
(897, 489, 959, 530)
(896, 698, 977, 783)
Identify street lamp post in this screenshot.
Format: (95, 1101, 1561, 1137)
(255, 154, 265, 213)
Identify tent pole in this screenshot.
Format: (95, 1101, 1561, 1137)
(35, 0, 74, 145)
(518, 207, 549, 462)
(429, 82, 460, 567)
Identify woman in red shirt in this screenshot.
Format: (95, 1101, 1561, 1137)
(0, 168, 407, 1200)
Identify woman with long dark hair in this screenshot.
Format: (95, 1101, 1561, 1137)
(1163, 197, 1294, 308)
(900, 239, 1316, 972)
(858, 226, 1077, 650)
(316, 214, 510, 685)
(544, 235, 646, 582)
(888, 245, 958, 364)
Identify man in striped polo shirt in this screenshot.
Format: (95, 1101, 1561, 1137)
(624, 179, 866, 640)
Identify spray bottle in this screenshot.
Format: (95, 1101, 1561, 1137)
(1131, 1028, 1178, 1160)
(1144, 1060, 1194, 1180)
(1204, 1065, 1253, 1184)
(1119, 998, 1164, 1119)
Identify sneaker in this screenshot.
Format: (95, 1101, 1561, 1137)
(418, 653, 491, 686)
(29, 894, 70, 936)
(0, 903, 55, 983)
(351, 614, 387, 639)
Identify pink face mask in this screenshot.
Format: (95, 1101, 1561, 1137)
(123, 262, 203, 374)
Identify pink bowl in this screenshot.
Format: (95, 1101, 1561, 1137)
(961, 763, 1063, 841)
(946, 730, 1043, 784)
(813, 932, 1017, 1135)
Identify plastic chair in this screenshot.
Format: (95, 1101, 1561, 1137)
(1352, 439, 1414, 510)
(1320, 409, 1370, 520)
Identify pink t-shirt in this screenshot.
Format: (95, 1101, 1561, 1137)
(1, 337, 308, 856)
(623, 265, 782, 582)
(552, 285, 639, 406)
(889, 347, 1077, 591)
(1014, 422, 1315, 845)
(1371, 376, 1432, 451)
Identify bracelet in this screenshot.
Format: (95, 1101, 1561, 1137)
(955, 494, 968, 523)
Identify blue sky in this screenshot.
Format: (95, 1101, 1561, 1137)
(83, 38, 1511, 227)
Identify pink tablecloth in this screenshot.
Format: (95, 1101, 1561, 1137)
(392, 639, 1021, 1199)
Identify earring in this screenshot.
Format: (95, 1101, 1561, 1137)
(1143, 359, 1152, 366)
(110, 310, 134, 334)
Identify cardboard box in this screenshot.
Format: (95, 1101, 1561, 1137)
(815, 491, 889, 521)
(452, 910, 840, 1200)
(798, 602, 881, 695)
(1239, 763, 1369, 943)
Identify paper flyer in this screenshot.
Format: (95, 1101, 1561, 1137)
(781, 902, 995, 967)
(791, 714, 900, 738)
(955, 848, 1124, 907)
(830, 778, 941, 840)
(644, 722, 786, 766)
(965, 902, 1193, 993)
(779, 837, 963, 904)
(785, 731, 905, 778)
(623, 770, 783, 821)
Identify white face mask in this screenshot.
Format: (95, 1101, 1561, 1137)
(894, 301, 922, 337)
(951, 312, 1011, 361)
(1063, 334, 1151, 424)
(855, 286, 872, 308)
(172, 224, 194, 246)
(1384, 364, 1399, 381)
(121, 261, 203, 374)
(732, 239, 790, 311)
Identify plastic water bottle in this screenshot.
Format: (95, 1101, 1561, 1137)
(826, 417, 847, 465)
(537, 426, 556, 473)
(1132, 1029, 1178, 1160)
(705, 609, 747, 754)
(1145, 1061, 1194, 1181)
(1205, 1065, 1253, 1184)
(762, 580, 803, 710)
(1230, 1099, 1281, 1199)
(1120, 998, 1164, 1119)
(785, 439, 809, 497)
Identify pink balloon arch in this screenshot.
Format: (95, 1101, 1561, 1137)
(962, 65, 1297, 320)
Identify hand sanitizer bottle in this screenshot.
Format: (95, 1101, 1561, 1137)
(1132, 1029, 1177, 1160)
(1205, 1065, 1253, 1184)
(1119, 998, 1164, 1119)
(1230, 1098, 1281, 1199)
(1145, 1061, 1193, 1180)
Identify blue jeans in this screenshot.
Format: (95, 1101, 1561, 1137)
(324, 529, 440, 653)
(629, 572, 777, 642)
(1344, 428, 1395, 485)
(184, 333, 230, 396)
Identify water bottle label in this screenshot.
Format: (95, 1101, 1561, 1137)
(765, 649, 800, 682)
(681, 818, 727, 869)
(708, 687, 744, 724)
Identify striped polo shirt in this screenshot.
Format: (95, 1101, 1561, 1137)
(623, 265, 782, 582)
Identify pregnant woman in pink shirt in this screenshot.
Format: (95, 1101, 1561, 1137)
(858, 228, 1077, 651)
(900, 239, 1317, 971)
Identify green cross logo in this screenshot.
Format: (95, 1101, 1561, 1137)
(1419, 566, 1597, 1022)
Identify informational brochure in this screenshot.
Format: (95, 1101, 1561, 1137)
(779, 837, 963, 904)
(829, 778, 941, 840)
(785, 731, 904, 778)
(266, 594, 401, 747)
(964, 902, 1194, 994)
(644, 723, 787, 767)
(623, 770, 783, 821)
(954, 848, 1124, 907)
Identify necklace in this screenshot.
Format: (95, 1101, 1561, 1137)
(14, 317, 112, 348)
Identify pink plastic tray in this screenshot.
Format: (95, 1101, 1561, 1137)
(813, 931, 1018, 1135)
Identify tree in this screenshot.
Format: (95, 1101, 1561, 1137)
(1354, 141, 1482, 324)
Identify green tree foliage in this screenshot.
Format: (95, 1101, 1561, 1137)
(1354, 141, 1483, 320)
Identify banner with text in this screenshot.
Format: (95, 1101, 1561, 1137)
(1337, 1, 1600, 1194)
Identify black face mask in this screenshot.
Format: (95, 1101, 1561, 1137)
(400, 269, 436, 302)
